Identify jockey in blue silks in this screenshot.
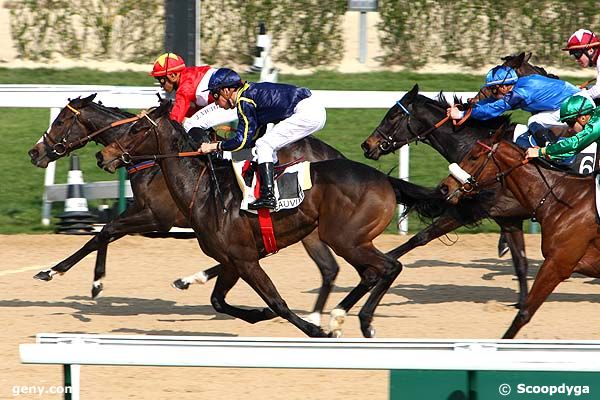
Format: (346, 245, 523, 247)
(448, 65, 580, 150)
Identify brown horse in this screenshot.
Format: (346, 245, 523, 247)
(96, 102, 445, 337)
(28, 95, 345, 326)
(439, 126, 600, 338)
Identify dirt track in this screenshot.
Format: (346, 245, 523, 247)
(2, 233, 600, 399)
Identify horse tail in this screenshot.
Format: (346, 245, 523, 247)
(386, 176, 449, 219)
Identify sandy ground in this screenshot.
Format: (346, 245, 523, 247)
(2, 233, 600, 399)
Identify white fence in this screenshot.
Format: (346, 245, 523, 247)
(2, 85, 476, 230)
(19, 333, 600, 400)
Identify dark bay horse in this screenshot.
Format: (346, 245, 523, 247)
(28, 94, 346, 325)
(361, 85, 532, 309)
(439, 128, 600, 338)
(96, 102, 446, 337)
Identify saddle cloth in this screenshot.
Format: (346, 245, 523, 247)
(596, 174, 600, 222)
(231, 159, 312, 213)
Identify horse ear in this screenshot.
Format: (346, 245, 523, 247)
(490, 124, 507, 144)
(82, 93, 97, 103)
(403, 84, 419, 104)
(524, 52, 532, 62)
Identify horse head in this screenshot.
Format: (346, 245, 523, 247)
(28, 94, 134, 168)
(96, 102, 174, 173)
(361, 84, 472, 161)
(439, 124, 518, 204)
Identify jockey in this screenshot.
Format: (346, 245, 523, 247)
(149, 52, 237, 132)
(562, 29, 600, 99)
(447, 65, 580, 146)
(199, 68, 327, 210)
(526, 94, 599, 162)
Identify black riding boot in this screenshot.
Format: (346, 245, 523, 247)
(248, 162, 277, 210)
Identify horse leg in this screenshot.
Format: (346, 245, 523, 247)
(357, 255, 403, 338)
(172, 264, 221, 290)
(236, 260, 327, 337)
(210, 265, 277, 324)
(503, 259, 568, 339)
(87, 207, 169, 298)
(299, 229, 340, 326)
(33, 229, 121, 282)
(386, 214, 464, 260)
(500, 224, 529, 310)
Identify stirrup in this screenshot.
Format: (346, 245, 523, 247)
(248, 196, 277, 210)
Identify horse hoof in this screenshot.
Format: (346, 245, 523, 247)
(171, 279, 190, 290)
(330, 329, 343, 338)
(362, 325, 376, 338)
(91, 283, 103, 299)
(33, 270, 53, 281)
(328, 308, 346, 338)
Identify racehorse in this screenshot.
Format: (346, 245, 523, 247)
(28, 94, 346, 325)
(360, 85, 532, 309)
(96, 102, 446, 337)
(439, 127, 600, 338)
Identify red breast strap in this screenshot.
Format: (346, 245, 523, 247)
(257, 209, 278, 254)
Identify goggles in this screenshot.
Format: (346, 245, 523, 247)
(569, 49, 585, 60)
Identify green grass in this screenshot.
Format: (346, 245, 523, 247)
(0, 68, 585, 233)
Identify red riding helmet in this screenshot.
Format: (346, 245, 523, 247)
(562, 29, 600, 51)
(149, 53, 186, 77)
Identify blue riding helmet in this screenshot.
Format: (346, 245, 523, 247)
(206, 68, 242, 92)
(483, 66, 518, 87)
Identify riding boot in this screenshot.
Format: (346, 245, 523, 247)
(248, 162, 277, 210)
(497, 232, 510, 258)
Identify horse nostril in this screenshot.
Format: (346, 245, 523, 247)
(439, 184, 449, 197)
(361, 141, 369, 152)
(95, 151, 104, 167)
(28, 149, 38, 159)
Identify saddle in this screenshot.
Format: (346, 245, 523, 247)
(230, 156, 312, 213)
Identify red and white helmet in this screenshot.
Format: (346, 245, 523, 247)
(149, 53, 186, 77)
(562, 29, 600, 51)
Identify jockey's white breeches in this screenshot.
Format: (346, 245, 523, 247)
(527, 110, 567, 129)
(254, 96, 327, 164)
(182, 103, 238, 132)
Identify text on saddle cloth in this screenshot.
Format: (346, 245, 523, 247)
(232, 160, 312, 213)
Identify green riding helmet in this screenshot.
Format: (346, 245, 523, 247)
(559, 95, 595, 122)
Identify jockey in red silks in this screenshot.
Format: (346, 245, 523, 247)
(562, 29, 600, 100)
(149, 52, 237, 132)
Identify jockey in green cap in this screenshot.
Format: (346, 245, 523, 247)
(526, 94, 599, 161)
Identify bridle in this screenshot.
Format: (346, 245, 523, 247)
(43, 103, 142, 157)
(374, 100, 471, 152)
(448, 141, 570, 217)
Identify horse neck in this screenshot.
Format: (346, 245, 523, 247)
(153, 120, 219, 219)
(492, 143, 589, 220)
(421, 109, 482, 163)
(83, 105, 131, 146)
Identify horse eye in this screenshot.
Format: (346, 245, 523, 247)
(55, 120, 63, 126)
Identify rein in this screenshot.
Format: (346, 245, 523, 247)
(452, 141, 571, 216)
(45, 103, 145, 156)
(376, 101, 472, 152)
